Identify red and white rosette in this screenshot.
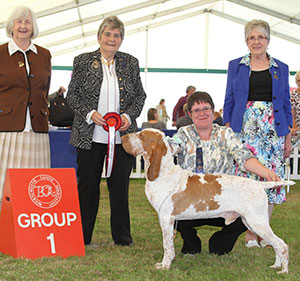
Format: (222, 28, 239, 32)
(103, 112, 122, 177)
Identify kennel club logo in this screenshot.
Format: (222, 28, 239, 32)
(28, 174, 62, 209)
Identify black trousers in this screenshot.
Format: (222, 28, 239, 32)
(176, 217, 247, 255)
(76, 142, 134, 245)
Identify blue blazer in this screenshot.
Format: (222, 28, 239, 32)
(223, 56, 292, 137)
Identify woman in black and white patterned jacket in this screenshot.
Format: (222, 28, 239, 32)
(66, 16, 146, 246)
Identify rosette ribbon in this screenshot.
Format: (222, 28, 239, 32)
(103, 112, 122, 177)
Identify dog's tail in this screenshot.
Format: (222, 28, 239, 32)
(261, 180, 295, 190)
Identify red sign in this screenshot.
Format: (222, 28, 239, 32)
(0, 168, 85, 259)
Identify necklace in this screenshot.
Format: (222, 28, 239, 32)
(101, 57, 114, 66)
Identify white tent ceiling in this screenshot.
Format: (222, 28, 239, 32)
(1, 0, 299, 68)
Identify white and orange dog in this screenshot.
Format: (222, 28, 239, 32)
(122, 129, 294, 274)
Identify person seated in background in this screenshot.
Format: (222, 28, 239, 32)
(142, 108, 166, 129)
(176, 103, 193, 129)
(290, 70, 300, 136)
(213, 111, 223, 126)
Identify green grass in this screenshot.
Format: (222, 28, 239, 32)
(0, 179, 300, 281)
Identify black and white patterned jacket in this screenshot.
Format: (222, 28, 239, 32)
(66, 49, 146, 150)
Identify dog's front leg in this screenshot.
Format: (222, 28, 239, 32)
(155, 215, 175, 270)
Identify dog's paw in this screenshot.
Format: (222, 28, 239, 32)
(270, 264, 288, 274)
(155, 262, 170, 270)
(276, 269, 288, 274)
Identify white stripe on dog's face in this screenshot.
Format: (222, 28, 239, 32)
(171, 174, 222, 215)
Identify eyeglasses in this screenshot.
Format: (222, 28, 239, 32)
(247, 35, 267, 43)
(190, 107, 212, 115)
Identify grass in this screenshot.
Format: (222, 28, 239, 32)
(0, 179, 300, 280)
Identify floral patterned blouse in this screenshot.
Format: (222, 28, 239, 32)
(290, 89, 300, 128)
(167, 124, 253, 175)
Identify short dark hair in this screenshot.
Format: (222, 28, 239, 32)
(147, 108, 157, 121)
(159, 99, 165, 105)
(187, 91, 215, 112)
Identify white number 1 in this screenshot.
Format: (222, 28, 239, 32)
(47, 233, 56, 254)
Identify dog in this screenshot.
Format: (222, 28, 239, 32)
(121, 128, 294, 274)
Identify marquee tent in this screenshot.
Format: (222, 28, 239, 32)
(1, 0, 299, 127)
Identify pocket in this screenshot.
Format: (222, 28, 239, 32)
(0, 106, 12, 116)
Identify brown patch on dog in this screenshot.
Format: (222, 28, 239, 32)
(171, 174, 222, 215)
(121, 134, 134, 155)
(139, 130, 167, 181)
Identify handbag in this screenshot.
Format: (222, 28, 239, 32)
(48, 94, 74, 127)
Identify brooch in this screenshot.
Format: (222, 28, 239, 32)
(91, 60, 100, 69)
(18, 61, 24, 67)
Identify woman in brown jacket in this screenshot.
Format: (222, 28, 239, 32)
(0, 6, 52, 201)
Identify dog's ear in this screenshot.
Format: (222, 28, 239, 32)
(147, 134, 167, 181)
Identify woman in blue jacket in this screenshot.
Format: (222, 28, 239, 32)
(223, 19, 292, 248)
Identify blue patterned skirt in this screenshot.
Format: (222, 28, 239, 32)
(236, 101, 286, 204)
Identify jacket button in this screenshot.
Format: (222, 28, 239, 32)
(275, 109, 278, 113)
(0, 110, 2, 113)
(273, 96, 277, 100)
(276, 122, 280, 126)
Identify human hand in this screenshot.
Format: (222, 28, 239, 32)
(172, 121, 176, 127)
(91, 111, 106, 126)
(284, 133, 292, 158)
(119, 115, 130, 131)
(265, 171, 280, 182)
(291, 127, 299, 136)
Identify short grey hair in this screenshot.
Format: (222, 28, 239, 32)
(244, 19, 270, 42)
(5, 6, 39, 39)
(97, 16, 124, 40)
(186, 86, 196, 94)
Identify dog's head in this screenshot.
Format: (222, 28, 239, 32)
(121, 129, 167, 181)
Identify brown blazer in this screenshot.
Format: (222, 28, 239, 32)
(0, 43, 51, 133)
